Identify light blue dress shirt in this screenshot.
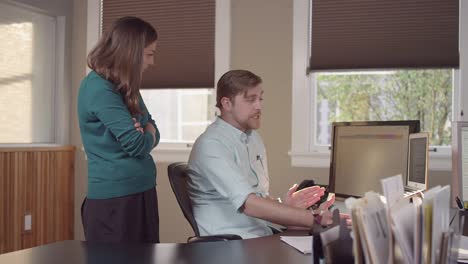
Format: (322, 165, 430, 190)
(187, 117, 273, 239)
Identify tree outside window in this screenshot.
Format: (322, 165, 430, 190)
(316, 69, 453, 146)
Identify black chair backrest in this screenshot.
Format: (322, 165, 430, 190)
(167, 162, 200, 236)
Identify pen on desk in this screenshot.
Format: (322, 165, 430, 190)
(456, 196, 464, 210)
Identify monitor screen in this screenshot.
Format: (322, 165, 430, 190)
(407, 133, 428, 190)
(329, 121, 420, 198)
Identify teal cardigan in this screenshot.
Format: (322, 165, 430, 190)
(78, 71, 160, 199)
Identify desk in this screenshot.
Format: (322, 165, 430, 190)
(0, 231, 312, 264)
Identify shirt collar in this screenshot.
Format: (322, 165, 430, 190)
(215, 117, 253, 144)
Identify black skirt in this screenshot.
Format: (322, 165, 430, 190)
(81, 187, 159, 243)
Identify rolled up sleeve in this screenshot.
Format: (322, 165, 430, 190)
(191, 138, 257, 211)
(90, 86, 155, 158)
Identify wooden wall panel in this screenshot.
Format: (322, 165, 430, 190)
(0, 153, 14, 253)
(0, 146, 74, 254)
(0, 154, 4, 253)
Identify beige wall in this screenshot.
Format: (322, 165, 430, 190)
(71, 0, 452, 243)
(229, 0, 451, 197)
(156, 163, 193, 242)
(231, 0, 331, 201)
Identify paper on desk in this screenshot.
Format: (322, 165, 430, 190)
(390, 198, 417, 264)
(431, 186, 450, 264)
(458, 235, 468, 261)
(460, 249, 468, 263)
(346, 197, 367, 264)
(381, 174, 405, 208)
(356, 192, 393, 264)
(280, 236, 313, 254)
(421, 185, 441, 264)
(413, 197, 423, 264)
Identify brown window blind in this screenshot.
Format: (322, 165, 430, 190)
(102, 0, 215, 89)
(309, 0, 459, 71)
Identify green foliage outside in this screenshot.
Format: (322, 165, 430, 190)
(316, 69, 453, 145)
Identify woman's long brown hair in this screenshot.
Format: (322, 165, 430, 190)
(87, 16, 158, 116)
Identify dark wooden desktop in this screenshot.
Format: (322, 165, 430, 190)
(0, 231, 312, 264)
(2, 209, 464, 264)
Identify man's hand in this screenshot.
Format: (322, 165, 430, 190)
(310, 194, 335, 226)
(342, 213, 352, 228)
(319, 211, 352, 227)
(283, 184, 325, 209)
(311, 195, 351, 227)
(317, 193, 335, 211)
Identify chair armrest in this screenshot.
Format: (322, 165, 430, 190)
(187, 234, 242, 243)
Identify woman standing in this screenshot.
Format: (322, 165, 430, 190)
(78, 16, 160, 243)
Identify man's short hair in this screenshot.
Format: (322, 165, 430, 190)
(216, 70, 262, 109)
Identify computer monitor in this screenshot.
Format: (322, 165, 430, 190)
(329, 120, 420, 198)
(451, 121, 468, 207)
(406, 132, 429, 191)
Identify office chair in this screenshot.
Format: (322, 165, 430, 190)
(167, 162, 242, 243)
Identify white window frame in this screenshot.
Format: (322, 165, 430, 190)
(290, 0, 468, 171)
(86, 0, 230, 162)
(0, 1, 68, 146)
(175, 89, 213, 142)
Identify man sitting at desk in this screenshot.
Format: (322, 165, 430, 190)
(187, 70, 335, 239)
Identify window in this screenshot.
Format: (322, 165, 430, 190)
(315, 69, 454, 147)
(0, 2, 57, 143)
(87, 0, 230, 161)
(291, 0, 467, 170)
(140, 89, 216, 143)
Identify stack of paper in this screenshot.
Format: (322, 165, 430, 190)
(344, 176, 454, 264)
(346, 191, 393, 264)
(390, 197, 417, 263)
(459, 249, 468, 263)
(380, 176, 453, 264)
(280, 236, 313, 254)
(458, 236, 468, 263)
(386, 195, 424, 264)
(431, 186, 450, 263)
(418, 185, 452, 264)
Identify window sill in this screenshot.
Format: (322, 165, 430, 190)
(151, 146, 191, 163)
(289, 150, 452, 171)
(0, 143, 65, 147)
(80, 144, 192, 163)
(289, 151, 331, 168)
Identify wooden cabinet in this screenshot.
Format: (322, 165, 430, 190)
(0, 146, 74, 254)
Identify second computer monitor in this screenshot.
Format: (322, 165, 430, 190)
(329, 120, 420, 198)
(406, 132, 429, 191)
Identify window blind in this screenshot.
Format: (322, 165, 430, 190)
(309, 0, 459, 71)
(102, 0, 215, 88)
